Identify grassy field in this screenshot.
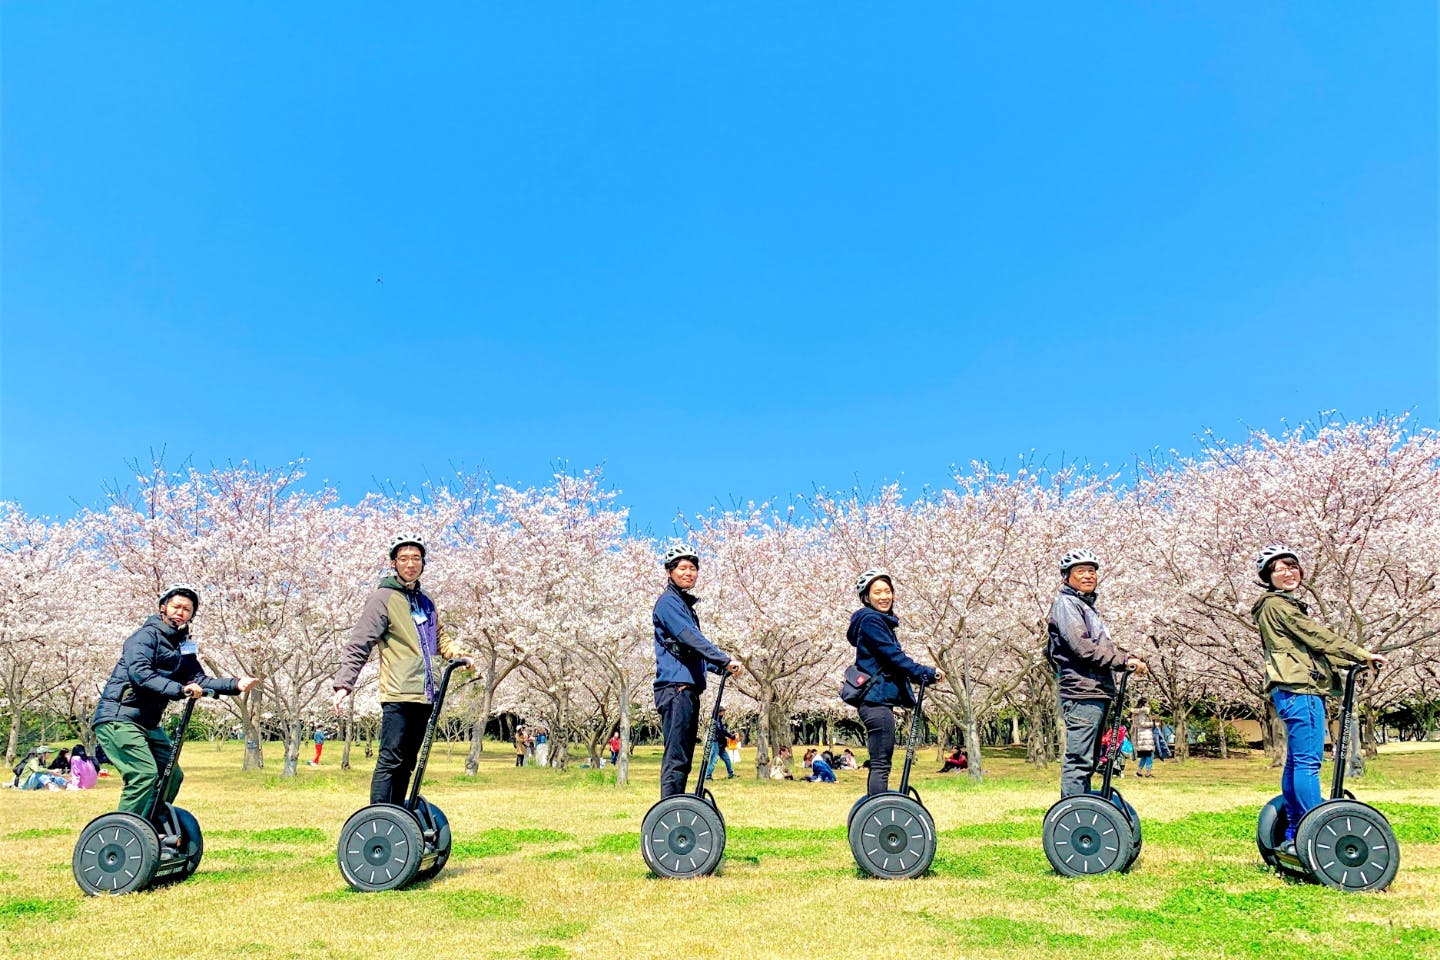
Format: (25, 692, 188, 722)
(2, 739, 1436, 960)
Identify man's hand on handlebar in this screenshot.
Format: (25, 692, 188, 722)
(1125, 657, 1149, 677)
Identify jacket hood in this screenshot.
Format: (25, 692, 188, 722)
(847, 606, 899, 647)
(1251, 590, 1306, 618)
(379, 575, 423, 593)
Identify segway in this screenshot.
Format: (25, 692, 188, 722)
(641, 673, 729, 878)
(73, 691, 212, 895)
(1257, 665, 1399, 892)
(848, 682, 937, 880)
(336, 659, 464, 892)
(1042, 667, 1143, 876)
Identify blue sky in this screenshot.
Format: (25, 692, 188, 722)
(3, 5, 1436, 535)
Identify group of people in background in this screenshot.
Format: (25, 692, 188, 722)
(511, 724, 553, 768)
(9, 744, 101, 791)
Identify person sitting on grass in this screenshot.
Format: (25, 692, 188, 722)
(938, 746, 968, 773)
(807, 753, 836, 782)
(69, 744, 99, 789)
(840, 748, 859, 770)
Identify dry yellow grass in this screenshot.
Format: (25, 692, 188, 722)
(3, 740, 1436, 960)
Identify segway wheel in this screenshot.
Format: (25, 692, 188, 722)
(151, 805, 204, 886)
(641, 795, 726, 878)
(1110, 790, 1142, 871)
(849, 794, 936, 880)
(1043, 796, 1134, 877)
(413, 800, 452, 883)
(337, 803, 424, 892)
(1295, 800, 1400, 893)
(1256, 794, 1288, 869)
(73, 812, 161, 896)
(846, 795, 868, 831)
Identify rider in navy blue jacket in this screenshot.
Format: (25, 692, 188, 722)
(847, 570, 943, 795)
(652, 545, 737, 799)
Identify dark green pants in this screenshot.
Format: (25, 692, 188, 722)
(95, 720, 182, 815)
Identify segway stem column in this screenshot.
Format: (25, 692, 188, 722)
(404, 658, 467, 812)
(692, 673, 728, 796)
(1329, 664, 1368, 801)
(896, 681, 926, 796)
(145, 689, 213, 822)
(1096, 667, 1133, 801)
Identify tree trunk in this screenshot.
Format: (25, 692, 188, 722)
(465, 682, 497, 776)
(760, 699, 771, 782)
(1263, 699, 1286, 769)
(6, 712, 20, 768)
(240, 689, 265, 771)
(954, 661, 984, 781)
(616, 672, 631, 787)
(1173, 709, 1191, 763)
(282, 719, 302, 778)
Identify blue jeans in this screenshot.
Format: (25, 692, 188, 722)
(706, 740, 734, 778)
(1137, 753, 1154, 774)
(1272, 689, 1326, 841)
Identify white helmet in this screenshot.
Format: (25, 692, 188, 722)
(1255, 544, 1299, 583)
(1059, 548, 1100, 575)
(388, 535, 427, 560)
(855, 568, 892, 600)
(158, 583, 201, 611)
(661, 544, 700, 570)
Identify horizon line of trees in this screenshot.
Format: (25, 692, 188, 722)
(3, 414, 1437, 783)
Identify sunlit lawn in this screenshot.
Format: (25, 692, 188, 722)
(2, 738, 1437, 960)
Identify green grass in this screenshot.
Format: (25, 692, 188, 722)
(2, 739, 1436, 959)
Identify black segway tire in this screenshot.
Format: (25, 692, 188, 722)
(1043, 795, 1135, 877)
(1256, 794, 1288, 869)
(73, 812, 161, 896)
(1110, 790, 1142, 871)
(1295, 800, 1399, 893)
(641, 795, 726, 878)
(337, 803, 425, 892)
(849, 794, 936, 880)
(413, 799, 452, 883)
(846, 794, 868, 831)
(151, 804, 204, 886)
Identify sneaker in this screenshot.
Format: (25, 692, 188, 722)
(1280, 840, 1297, 858)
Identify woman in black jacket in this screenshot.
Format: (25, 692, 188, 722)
(847, 570, 944, 795)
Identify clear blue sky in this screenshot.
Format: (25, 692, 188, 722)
(3, 5, 1436, 535)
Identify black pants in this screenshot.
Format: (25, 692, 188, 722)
(656, 683, 699, 799)
(371, 701, 431, 805)
(859, 704, 896, 795)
